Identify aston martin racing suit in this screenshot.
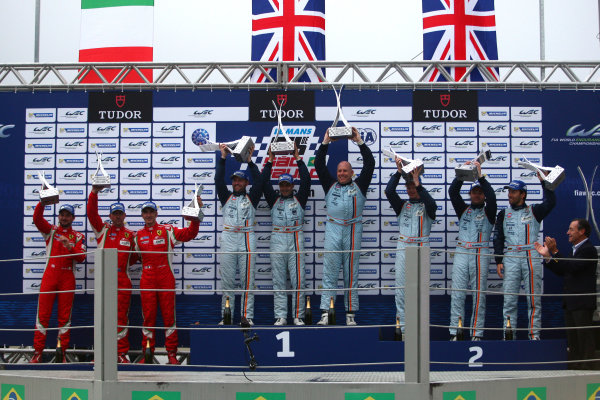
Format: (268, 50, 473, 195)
(33, 202, 86, 353)
(493, 188, 556, 339)
(384, 172, 436, 333)
(87, 192, 138, 355)
(448, 177, 496, 339)
(262, 159, 311, 320)
(134, 220, 200, 353)
(216, 159, 263, 320)
(315, 141, 375, 313)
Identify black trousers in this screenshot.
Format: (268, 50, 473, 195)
(565, 309, 596, 370)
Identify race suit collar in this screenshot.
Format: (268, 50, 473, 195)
(233, 189, 248, 197)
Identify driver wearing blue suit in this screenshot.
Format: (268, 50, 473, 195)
(315, 127, 375, 326)
(493, 177, 556, 340)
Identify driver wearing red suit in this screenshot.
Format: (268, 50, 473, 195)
(31, 202, 86, 363)
(87, 188, 138, 363)
(134, 200, 201, 365)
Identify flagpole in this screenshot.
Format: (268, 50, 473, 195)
(539, 0, 545, 80)
(34, 0, 41, 62)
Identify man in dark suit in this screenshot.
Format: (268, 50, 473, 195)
(535, 218, 598, 369)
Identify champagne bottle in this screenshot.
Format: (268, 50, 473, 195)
(144, 340, 153, 364)
(304, 296, 312, 325)
(456, 316, 464, 341)
(327, 297, 336, 325)
(55, 338, 63, 363)
(394, 317, 402, 341)
(224, 296, 232, 325)
(504, 316, 513, 341)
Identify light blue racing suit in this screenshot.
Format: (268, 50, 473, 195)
(448, 178, 496, 339)
(216, 159, 262, 320)
(262, 160, 311, 320)
(494, 186, 556, 339)
(315, 141, 375, 314)
(385, 172, 436, 333)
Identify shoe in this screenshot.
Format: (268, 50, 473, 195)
(450, 335, 457, 341)
(531, 336, 540, 341)
(167, 352, 179, 365)
(246, 318, 254, 326)
(317, 313, 328, 325)
(217, 320, 224, 326)
(472, 337, 482, 342)
(274, 318, 287, 326)
(293, 318, 305, 326)
(346, 314, 357, 326)
(118, 354, 130, 364)
(30, 351, 43, 364)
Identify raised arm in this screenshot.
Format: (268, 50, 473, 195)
(33, 201, 52, 235)
(384, 171, 405, 216)
(315, 137, 336, 194)
(448, 178, 467, 218)
(247, 161, 264, 208)
(296, 158, 311, 208)
(174, 219, 200, 243)
(215, 152, 232, 207)
(261, 160, 278, 208)
(87, 189, 106, 234)
(418, 185, 437, 220)
(532, 186, 557, 222)
(479, 176, 497, 225)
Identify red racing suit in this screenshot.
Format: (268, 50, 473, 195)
(33, 202, 86, 353)
(87, 192, 138, 355)
(134, 220, 199, 353)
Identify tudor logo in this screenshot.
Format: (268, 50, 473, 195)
(277, 94, 287, 107)
(440, 94, 450, 107)
(115, 95, 126, 108)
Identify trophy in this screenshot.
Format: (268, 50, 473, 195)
(38, 171, 59, 205)
(517, 156, 566, 190)
(382, 148, 424, 182)
(454, 149, 492, 182)
(182, 183, 205, 221)
(269, 100, 295, 155)
(195, 136, 255, 164)
(91, 150, 111, 189)
(328, 86, 354, 139)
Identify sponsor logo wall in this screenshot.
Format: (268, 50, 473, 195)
(11, 89, 592, 298)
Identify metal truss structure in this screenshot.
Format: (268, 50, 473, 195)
(1, 61, 600, 91)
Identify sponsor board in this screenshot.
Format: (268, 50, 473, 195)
(152, 122, 184, 137)
(26, 123, 55, 138)
(479, 106, 509, 121)
(121, 123, 151, 137)
(316, 106, 412, 122)
(88, 123, 118, 137)
(446, 122, 477, 137)
(154, 107, 247, 122)
(478, 121, 509, 136)
(27, 108, 56, 122)
(25, 138, 55, 153)
(381, 122, 412, 137)
(121, 154, 151, 169)
(511, 106, 542, 121)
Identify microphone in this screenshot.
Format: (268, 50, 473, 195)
(240, 317, 259, 370)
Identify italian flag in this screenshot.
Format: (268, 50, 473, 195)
(79, 0, 154, 83)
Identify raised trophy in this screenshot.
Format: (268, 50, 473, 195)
(91, 150, 111, 189)
(455, 149, 492, 182)
(328, 86, 354, 139)
(38, 171, 59, 205)
(182, 183, 205, 221)
(382, 147, 424, 182)
(517, 156, 566, 190)
(194, 135, 254, 163)
(269, 100, 295, 155)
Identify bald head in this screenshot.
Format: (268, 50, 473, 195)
(337, 161, 354, 185)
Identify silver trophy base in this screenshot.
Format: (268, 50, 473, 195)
(328, 126, 353, 139)
(40, 188, 60, 206)
(182, 207, 204, 221)
(543, 166, 566, 191)
(270, 141, 295, 155)
(455, 165, 479, 182)
(232, 136, 255, 163)
(92, 176, 111, 189)
(401, 161, 425, 182)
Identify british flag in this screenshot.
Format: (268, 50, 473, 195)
(422, 0, 499, 82)
(251, 0, 326, 83)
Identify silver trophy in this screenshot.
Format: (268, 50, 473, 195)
(455, 150, 492, 182)
(91, 150, 111, 189)
(270, 100, 295, 155)
(38, 171, 59, 205)
(196, 136, 255, 164)
(517, 156, 565, 191)
(382, 148, 424, 182)
(328, 86, 354, 139)
(230, 136, 255, 163)
(182, 183, 205, 221)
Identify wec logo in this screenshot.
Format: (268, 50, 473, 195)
(566, 124, 600, 137)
